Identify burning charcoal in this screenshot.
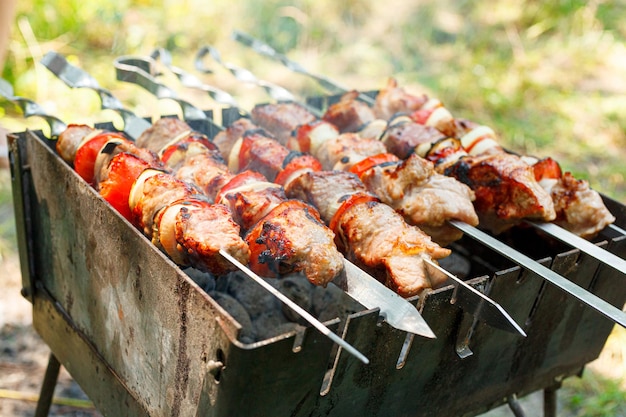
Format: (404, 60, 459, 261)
(275, 276, 315, 323)
(312, 284, 363, 323)
(182, 267, 216, 293)
(253, 309, 304, 340)
(210, 291, 256, 343)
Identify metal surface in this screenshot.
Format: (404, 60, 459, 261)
(424, 258, 526, 336)
(40, 52, 152, 139)
(0, 78, 67, 137)
(336, 260, 435, 338)
(10, 127, 626, 417)
(219, 248, 370, 364)
(451, 219, 626, 328)
(527, 220, 626, 275)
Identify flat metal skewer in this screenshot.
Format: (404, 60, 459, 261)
(112, 54, 439, 338)
(219, 249, 369, 365)
(451, 220, 626, 328)
(0, 78, 67, 138)
(39, 52, 152, 140)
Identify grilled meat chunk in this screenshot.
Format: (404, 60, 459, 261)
(374, 78, 429, 121)
(360, 154, 479, 245)
(174, 150, 234, 202)
(445, 152, 556, 232)
(216, 171, 287, 231)
(246, 200, 344, 286)
(156, 198, 250, 275)
(56, 124, 99, 164)
(250, 102, 317, 145)
(236, 130, 292, 181)
(322, 90, 376, 133)
(136, 117, 191, 153)
(381, 119, 447, 160)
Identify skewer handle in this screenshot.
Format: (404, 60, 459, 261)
(0, 78, 67, 138)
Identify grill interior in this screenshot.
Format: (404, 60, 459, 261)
(9, 105, 626, 416)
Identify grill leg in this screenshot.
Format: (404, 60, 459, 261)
(34, 352, 61, 417)
(544, 386, 557, 417)
(507, 394, 526, 417)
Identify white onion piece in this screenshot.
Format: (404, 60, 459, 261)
(156, 129, 192, 158)
(156, 202, 200, 265)
(425, 107, 454, 130)
(228, 137, 243, 172)
(128, 168, 163, 211)
(92, 139, 125, 185)
(357, 119, 387, 141)
(308, 122, 340, 156)
(421, 98, 443, 110)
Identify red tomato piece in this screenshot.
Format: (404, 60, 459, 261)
(410, 108, 435, 125)
(533, 157, 562, 181)
(274, 155, 323, 186)
(348, 153, 399, 179)
(215, 170, 267, 203)
(74, 132, 128, 185)
(99, 153, 151, 221)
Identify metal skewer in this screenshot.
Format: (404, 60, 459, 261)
(111, 53, 438, 338)
(229, 33, 626, 327)
(0, 78, 67, 138)
(39, 52, 152, 140)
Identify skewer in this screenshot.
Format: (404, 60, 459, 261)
(113, 53, 532, 337)
(108, 54, 439, 339)
(36, 55, 375, 362)
(0, 78, 67, 138)
(197, 40, 626, 327)
(39, 52, 151, 140)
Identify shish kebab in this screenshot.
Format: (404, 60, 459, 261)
(150, 47, 626, 329)
(3, 74, 371, 363)
(231, 31, 625, 267)
(112, 50, 580, 336)
(39, 52, 440, 340)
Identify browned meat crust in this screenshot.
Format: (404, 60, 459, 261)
(316, 133, 387, 171)
(135, 117, 191, 153)
(322, 90, 376, 133)
(245, 200, 344, 286)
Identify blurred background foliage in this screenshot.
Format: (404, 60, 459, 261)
(2, 0, 626, 203)
(0, 1, 625, 415)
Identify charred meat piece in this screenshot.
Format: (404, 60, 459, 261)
(533, 158, 615, 238)
(216, 171, 287, 231)
(381, 119, 447, 160)
(156, 198, 250, 275)
(360, 153, 479, 245)
(374, 78, 429, 121)
(235, 130, 292, 181)
(174, 148, 234, 202)
(245, 200, 344, 287)
(129, 170, 202, 238)
(445, 152, 556, 232)
(316, 132, 387, 172)
(135, 117, 191, 153)
(322, 90, 376, 133)
(250, 102, 317, 145)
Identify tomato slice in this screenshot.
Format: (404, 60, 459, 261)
(160, 132, 216, 166)
(274, 154, 323, 186)
(99, 153, 151, 221)
(328, 193, 379, 234)
(410, 108, 436, 125)
(349, 153, 399, 179)
(215, 170, 267, 203)
(533, 157, 562, 181)
(74, 132, 128, 185)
